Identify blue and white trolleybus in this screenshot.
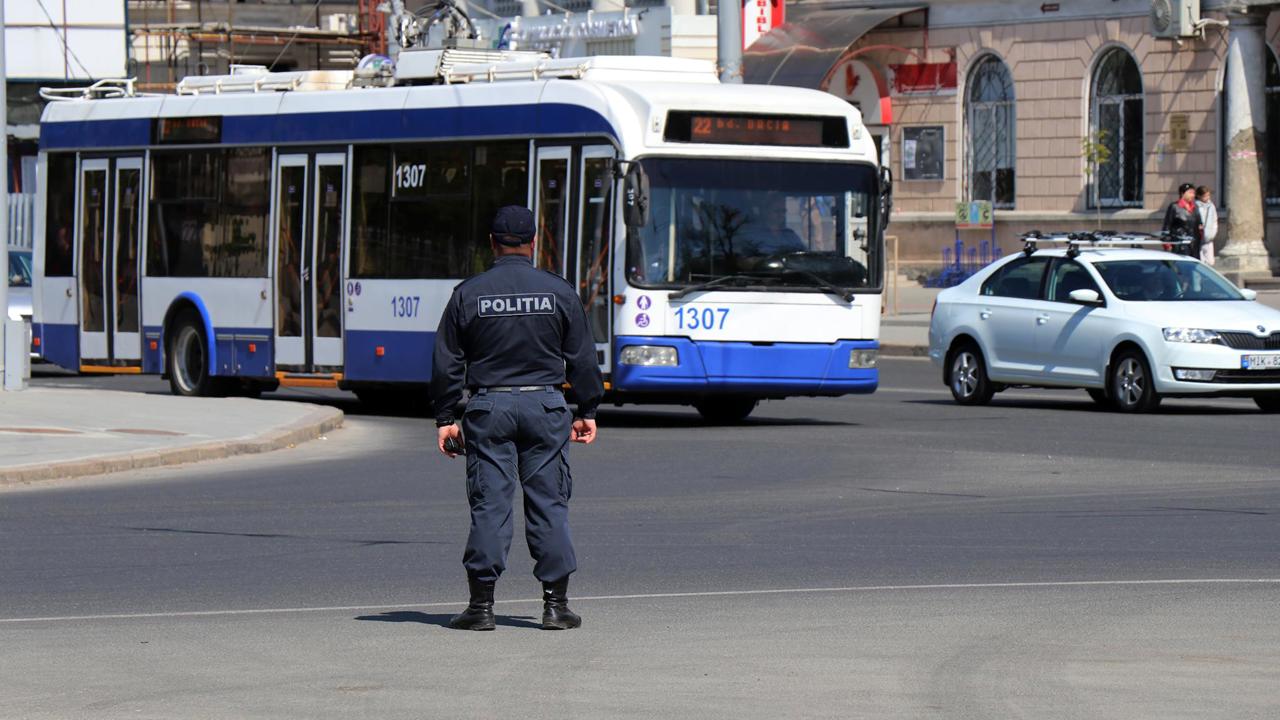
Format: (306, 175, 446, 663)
(32, 49, 890, 421)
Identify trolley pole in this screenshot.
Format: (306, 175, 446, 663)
(716, 0, 742, 83)
(0, 0, 10, 392)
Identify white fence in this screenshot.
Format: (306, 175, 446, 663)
(7, 194, 35, 250)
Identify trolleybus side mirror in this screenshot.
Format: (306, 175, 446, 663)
(878, 167, 893, 229)
(622, 163, 649, 227)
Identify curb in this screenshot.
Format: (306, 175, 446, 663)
(880, 344, 930, 357)
(0, 404, 344, 486)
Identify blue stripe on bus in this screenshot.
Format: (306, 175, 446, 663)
(343, 329, 433, 383)
(40, 104, 615, 150)
(611, 337, 879, 395)
(35, 323, 79, 370)
(40, 118, 152, 150)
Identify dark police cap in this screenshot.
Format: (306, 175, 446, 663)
(491, 205, 536, 246)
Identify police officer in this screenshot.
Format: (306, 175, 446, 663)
(431, 205, 604, 631)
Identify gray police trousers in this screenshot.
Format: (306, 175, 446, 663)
(461, 386, 576, 585)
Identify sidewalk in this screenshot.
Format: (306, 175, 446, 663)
(0, 388, 343, 485)
(876, 279, 1280, 357)
(880, 278, 937, 356)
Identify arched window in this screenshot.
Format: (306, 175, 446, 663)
(1265, 48, 1280, 203)
(966, 55, 1016, 208)
(1090, 48, 1143, 207)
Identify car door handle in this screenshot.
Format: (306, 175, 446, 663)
(1036, 313, 1050, 325)
(979, 309, 992, 320)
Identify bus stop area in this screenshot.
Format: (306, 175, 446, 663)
(0, 387, 342, 485)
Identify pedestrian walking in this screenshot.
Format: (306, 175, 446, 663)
(1161, 182, 1203, 256)
(431, 205, 605, 631)
(1195, 186, 1218, 266)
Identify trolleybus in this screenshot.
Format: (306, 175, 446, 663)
(33, 49, 889, 421)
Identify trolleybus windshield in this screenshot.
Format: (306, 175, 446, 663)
(625, 158, 880, 292)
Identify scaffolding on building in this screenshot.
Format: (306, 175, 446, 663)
(128, 1, 386, 92)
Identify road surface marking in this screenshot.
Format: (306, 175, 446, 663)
(2, 578, 1277, 624)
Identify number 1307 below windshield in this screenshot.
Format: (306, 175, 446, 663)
(625, 158, 881, 294)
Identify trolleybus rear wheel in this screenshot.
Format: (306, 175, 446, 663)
(168, 311, 214, 397)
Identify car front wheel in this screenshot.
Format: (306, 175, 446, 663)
(949, 343, 995, 406)
(1108, 351, 1161, 413)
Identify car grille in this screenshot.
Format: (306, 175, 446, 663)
(1210, 369, 1280, 384)
(1217, 331, 1280, 350)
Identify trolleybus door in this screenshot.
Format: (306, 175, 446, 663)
(76, 158, 110, 362)
(272, 152, 347, 372)
(111, 157, 144, 362)
(533, 147, 572, 276)
(576, 146, 614, 372)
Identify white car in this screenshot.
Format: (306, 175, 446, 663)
(928, 244, 1280, 413)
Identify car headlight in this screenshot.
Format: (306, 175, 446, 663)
(619, 345, 679, 366)
(1162, 328, 1222, 344)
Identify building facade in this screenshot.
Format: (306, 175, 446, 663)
(747, 0, 1280, 279)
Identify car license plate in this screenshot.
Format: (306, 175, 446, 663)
(1241, 354, 1280, 370)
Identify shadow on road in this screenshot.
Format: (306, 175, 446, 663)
(354, 610, 542, 629)
(904, 397, 1261, 415)
(594, 408, 855, 428)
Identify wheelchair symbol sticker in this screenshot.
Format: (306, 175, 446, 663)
(635, 313, 650, 328)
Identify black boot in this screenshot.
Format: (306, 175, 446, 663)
(448, 577, 496, 631)
(542, 578, 581, 630)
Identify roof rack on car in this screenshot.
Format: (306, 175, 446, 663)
(1020, 230, 1193, 257)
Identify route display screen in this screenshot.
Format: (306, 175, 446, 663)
(154, 116, 222, 144)
(664, 112, 848, 148)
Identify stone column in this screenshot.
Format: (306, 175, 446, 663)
(522, 0, 541, 17)
(1220, 11, 1274, 279)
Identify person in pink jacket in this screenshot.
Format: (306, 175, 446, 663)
(1195, 186, 1218, 266)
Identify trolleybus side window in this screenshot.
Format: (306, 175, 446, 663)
(44, 153, 77, 277)
(351, 141, 528, 279)
(146, 148, 270, 278)
(351, 146, 392, 278)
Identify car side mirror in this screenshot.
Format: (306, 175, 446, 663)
(1240, 288, 1258, 301)
(1068, 288, 1102, 305)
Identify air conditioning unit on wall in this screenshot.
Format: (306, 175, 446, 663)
(1151, 0, 1200, 39)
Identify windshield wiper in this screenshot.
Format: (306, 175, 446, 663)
(778, 268, 856, 303)
(669, 273, 769, 300)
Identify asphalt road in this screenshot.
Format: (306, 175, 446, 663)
(3, 360, 1278, 718)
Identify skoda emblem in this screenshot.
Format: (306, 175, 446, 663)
(1259, 325, 1268, 334)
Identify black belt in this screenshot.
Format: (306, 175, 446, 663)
(474, 385, 558, 394)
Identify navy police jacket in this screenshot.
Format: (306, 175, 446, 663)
(431, 255, 605, 424)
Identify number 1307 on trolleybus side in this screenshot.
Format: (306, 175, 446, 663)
(32, 48, 891, 422)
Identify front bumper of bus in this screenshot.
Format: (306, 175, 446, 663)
(611, 337, 878, 396)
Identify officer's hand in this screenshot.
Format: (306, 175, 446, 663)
(571, 418, 597, 444)
(438, 424, 462, 458)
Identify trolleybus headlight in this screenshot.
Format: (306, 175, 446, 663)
(848, 349, 878, 369)
(619, 345, 679, 367)
(1162, 328, 1222, 344)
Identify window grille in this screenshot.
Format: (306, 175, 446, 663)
(1091, 49, 1144, 208)
(965, 55, 1015, 209)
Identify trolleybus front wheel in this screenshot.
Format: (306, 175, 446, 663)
(693, 396, 758, 424)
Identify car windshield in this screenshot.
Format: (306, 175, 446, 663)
(1094, 259, 1243, 301)
(625, 158, 880, 291)
(8, 251, 32, 288)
